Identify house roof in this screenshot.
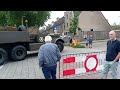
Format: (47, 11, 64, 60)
(46, 25, 52, 31)
(53, 16, 65, 27)
(78, 11, 112, 31)
(45, 16, 65, 31)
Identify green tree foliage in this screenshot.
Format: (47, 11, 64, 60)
(0, 11, 9, 26)
(0, 11, 51, 27)
(69, 11, 81, 35)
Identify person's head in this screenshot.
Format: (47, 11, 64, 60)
(45, 35, 52, 43)
(109, 30, 116, 40)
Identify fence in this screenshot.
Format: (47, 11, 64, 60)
(77, 31, 109, 42)
(58, 51, 106, 79)
(77, 30, 120, 42)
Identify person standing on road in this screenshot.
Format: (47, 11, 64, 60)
(101, 30, 120, 79)
(88, 35, 93, 48)
(85, 38, 89, 48)
(38, 35, 61, 79)
(69, 36, 73, 47)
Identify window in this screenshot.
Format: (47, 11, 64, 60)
(61, 25, 62, 28)
(67, 14, 68, 19)
(65, 32, 67, 35)
(78, 27, 81, 30)
(67, 23, 68, 27)
(90, 29, 93, 31)
(69, 12, 72, 17)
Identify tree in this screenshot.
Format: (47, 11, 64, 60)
(8, 11, 51, 27)
(0, 11, 9, 26)
(69, 11, 81, 35)
(0, 11, 51, 27)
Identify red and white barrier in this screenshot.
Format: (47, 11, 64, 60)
(62, 53, 106, 76)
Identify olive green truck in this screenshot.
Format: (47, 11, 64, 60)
(0, 30, 64, 65)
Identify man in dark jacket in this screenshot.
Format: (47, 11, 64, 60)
(38, 35, 61, 79)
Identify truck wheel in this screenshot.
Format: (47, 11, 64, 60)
(56, 42, 64, 52)
(11, 45, 27, 61)
(0, 48, 8, 65)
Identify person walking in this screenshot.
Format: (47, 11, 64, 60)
(101, 30, 120, 79)
(38, 35, 61, 79)
(88, 35, 93, 48)
(86, 38, 89, 48)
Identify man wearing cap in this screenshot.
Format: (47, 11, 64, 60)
(38, 35, 61, 79)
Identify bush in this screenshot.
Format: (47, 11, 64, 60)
(73, 43, 85, 48)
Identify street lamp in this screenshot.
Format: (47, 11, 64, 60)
(21, 16, 25, 25)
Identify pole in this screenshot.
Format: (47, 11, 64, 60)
(59, 60, 60, 79)
(21, 16, 25, 25)
(21, 16, 23, 25)
(25, 20, 28, 29)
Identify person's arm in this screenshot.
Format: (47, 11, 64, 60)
(113, 52, 120, 62)
(113, 41, 120, 62)
(38, 47, 44, 67)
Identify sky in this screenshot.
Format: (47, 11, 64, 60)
(44, 11, 120, 26)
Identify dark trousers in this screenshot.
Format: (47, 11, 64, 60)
(42, 65, 57, 79)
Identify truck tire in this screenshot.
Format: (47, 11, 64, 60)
(0, 48, 8, 65)
(11, 45, 27, 61)
(56, 42, 64, 52)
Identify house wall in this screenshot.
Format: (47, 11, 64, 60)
(78, 11, 112, 32)
(64, 11, 74, 35)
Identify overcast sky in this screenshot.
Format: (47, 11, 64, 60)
(45, 11, 120, 26)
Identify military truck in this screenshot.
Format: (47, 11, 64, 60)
(0, 26, 64, 65)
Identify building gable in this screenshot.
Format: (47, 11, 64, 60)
(78, 11, 112, 31)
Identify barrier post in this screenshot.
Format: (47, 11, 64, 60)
(59, 60, 60, 79)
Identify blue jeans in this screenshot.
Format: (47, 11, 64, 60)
(101, 61, 118, 79)
(42, 65, 57, 79)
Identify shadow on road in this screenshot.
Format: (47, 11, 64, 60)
(26, 52, 38, 59)
(3, 52, 39, 65)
